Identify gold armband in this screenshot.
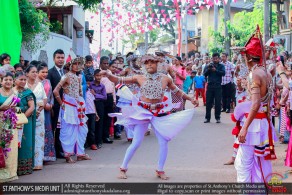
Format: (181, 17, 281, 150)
(250, 82, 260, 89)
(180, 92, 186, 98)
(251, 107, 259, 112)
(172, 86, 179, 94)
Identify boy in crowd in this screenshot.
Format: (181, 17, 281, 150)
(85, 76, 100, 150)
(84, 55, 94, 81)
(89, 69, 107, 149)
(194, 69, 206, 106)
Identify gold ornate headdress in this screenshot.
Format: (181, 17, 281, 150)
(139, 54, 164, 64)
(65, 57, 85, 71)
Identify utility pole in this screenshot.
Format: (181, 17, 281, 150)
(99, 4, 102, 59)
(264, 0, 270, 42)
(270, 0, 272, 37)
(223, 0, 231, 55)
(144, 0, 148, 55)
(111, 0, 114, 52)
(185, 14, 188, 58)
(214, 5, 218, 32)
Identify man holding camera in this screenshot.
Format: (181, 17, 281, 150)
(203, 53, 226, 123)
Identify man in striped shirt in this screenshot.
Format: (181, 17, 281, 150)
(221, 52, 235, 113)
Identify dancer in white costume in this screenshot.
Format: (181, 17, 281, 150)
(101, 54, 198, 180)
(117, 53, 143, 141)
(233, 26, 277, 183)
(53, 57, 91, 163)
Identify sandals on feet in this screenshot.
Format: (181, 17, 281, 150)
(224, 158, 235, 165)
(118, 168, 128, 179)
(156, 170, 169, 180)
(65, 157, 76, 163)
(77, 154, 91, 161)
(145, 130, 150, 136)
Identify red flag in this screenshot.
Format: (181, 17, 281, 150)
(66, 54, 72, 63)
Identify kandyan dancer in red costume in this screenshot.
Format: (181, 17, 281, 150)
(232, 26, 277, 183)
(53, 57, 91, 163)
(101, 54, 198, 180)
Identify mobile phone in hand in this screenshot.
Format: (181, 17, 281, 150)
(276, 55, 285, 65)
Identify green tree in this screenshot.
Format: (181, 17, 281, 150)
(208, 0, 278, 53)
(45, 0, 102, 10)
(19, 0, 51, 53)
(122, 33, 145, 50)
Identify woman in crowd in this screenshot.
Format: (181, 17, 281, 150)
(171, 57, 186, 111)
(25, 65, 47, 170)
(14, 72, 36, 175)
(37, 63, 56, 162)
(0, 72, 18, 182)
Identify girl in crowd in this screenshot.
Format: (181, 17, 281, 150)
(25, 65, 47, 170)
(0, 72, 18, 182)
(0, 53, 11, 66)
(14, 72, 36, 175)
(37, 63, 56, 162)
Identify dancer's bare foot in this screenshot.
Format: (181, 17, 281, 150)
(224, 157, 235, 165)
(156, 170, 169, 180)
(77, 154, 91, 161)
(118, 168, 127, 179)
(145, 130, 150, 136)
(65, 157, 76, 163)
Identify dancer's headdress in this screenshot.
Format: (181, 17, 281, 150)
(231, 25, 265, 66)
(155, 50, 170, 57)
(244, 25, 265, 66)
(139, 54, 164, 64)
(65, 57, 85, 71)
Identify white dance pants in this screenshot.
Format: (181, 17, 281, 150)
(60, 120, 88, 157)
(235, 145, 272, 183)
(125, 126, 134, 139)
(120, 123, 169, 171)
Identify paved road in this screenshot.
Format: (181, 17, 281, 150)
(16, 101, 291, 183)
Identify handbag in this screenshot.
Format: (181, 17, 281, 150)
(0, 147, 6, 168)
(16, 107, 28, 125)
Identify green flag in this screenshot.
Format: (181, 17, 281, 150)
(0, 0, 22, 65)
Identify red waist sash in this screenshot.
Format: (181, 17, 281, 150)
(63, 100, 77, 107)
(244, 112, 277, 160)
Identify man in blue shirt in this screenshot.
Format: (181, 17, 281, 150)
(194, 69, 206, 106)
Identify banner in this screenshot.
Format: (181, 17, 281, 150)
(0, 0, 22, 65)
(1, 183, 292, 194)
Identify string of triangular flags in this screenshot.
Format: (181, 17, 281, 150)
(87, 0, 240, 46)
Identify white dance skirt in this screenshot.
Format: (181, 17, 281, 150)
(109, 87, 195, 141)
(233, 101, 277, 157)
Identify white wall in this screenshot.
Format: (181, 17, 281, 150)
(83, 37, 90, 56)
(21, 32, 73, 69)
